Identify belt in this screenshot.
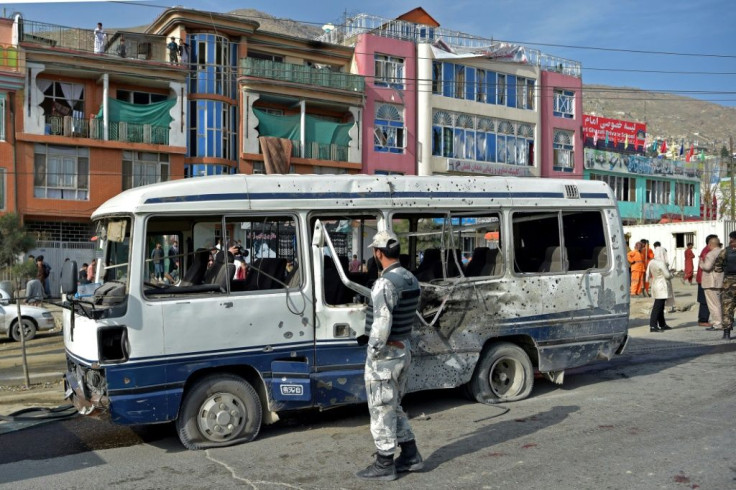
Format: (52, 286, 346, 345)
(386, 340, 405, 349)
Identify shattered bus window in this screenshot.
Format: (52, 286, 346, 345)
(392, 212, 503, 281)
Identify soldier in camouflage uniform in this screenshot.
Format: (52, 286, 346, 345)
(714, 230, 736, 340)
(356, 230, 423, 481)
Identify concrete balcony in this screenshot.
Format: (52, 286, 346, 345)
(44, 115, 169, 145)
(240, 57, 365, 93)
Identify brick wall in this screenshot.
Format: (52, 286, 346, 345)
(24, 220, 94, 242)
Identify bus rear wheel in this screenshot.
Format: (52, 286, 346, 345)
(176, 374, 262, 450)
(468, 342, 533, 403)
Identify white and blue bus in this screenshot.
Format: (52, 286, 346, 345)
(61, 174, 629, 449)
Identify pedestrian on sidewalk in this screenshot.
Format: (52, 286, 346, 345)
(684, 242, 695, 284)
(696, 235, 716, 327)
(641, 239, 654, 296)
(700, 236, 723, 332)
(628, 242, 645, 296)
(714, 231, 736, 341)
(647, 247, 673, 332)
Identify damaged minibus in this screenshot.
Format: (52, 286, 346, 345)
(61, 174, 629, 449)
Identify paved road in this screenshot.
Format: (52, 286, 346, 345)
(2, 281, 735, 488)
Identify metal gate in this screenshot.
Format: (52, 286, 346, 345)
(27, 241, 97, 299)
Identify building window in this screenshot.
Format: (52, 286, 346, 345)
(431, 110, 454, 158)
(590, 173, 635, 202)
(248, 51, 284, 62)
(432, 61, 442, 94)
(553, 129, 574, 172)
(122, 151, 169, 190)
(645, 179, 671, 204)
(189, 33, 237, 98)
(374, 54, 404, 89)
(553, 89, 575, 118)
(33, 144, 89, 200)
(0, 168, 5, 210)
(38, 80, 85, 136)
(184, 164, 236, 178)
(516, 77, 535, 110)
(374, 103, 405, 153)
(675, 182, 695, 207)
(0, 93, 5, 141)
(189, 99, 236, 160)
(476, 69, 486, 102)
(497, 74, 506, 105)
(116, 90, 168, 104)
(454, 65, 465, 99)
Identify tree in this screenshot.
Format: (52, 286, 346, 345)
(0, 213, 36, 269)
(721, 145, 730, 159)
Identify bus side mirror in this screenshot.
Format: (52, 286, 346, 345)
(61, 260, 78, 295)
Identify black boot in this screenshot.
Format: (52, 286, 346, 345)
(356, 453, 397, 481)
(724, 329, 731, 340)
(395, 440, 424, 473)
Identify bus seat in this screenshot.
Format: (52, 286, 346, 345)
(324, 256, 345, 305)
(443, 249, 464, 278)
(180, 248, 211, 286)
(539, 246, 566, 273)
(416, 249, 441, 281)
(207, 251, 235, 292)
(466, 247, 502, 277)
(252, 258, 287, 290)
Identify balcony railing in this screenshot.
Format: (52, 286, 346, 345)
(20, 19, 167, 62)
(260, 139, 350, 162)
(241, 58, 365, 93)
(44, 115, 169, 145)
(0, 43, 21, 72)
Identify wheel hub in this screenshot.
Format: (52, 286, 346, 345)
(489, 358, 525, 397)
(197, 393, 246, 442)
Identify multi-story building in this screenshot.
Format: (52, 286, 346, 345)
(0, 15, 187, 241)
(0, 16, 25, 215)
(321, 7, 583, 178)
(582, 114, 700, 224)
(147, 8, 366, 176)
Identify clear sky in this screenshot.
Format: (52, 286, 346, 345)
(4, 0, 736, 107)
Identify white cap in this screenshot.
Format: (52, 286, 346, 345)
(368, 230, 399, 249)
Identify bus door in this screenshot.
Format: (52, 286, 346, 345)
(145, 214, 314, 410)
(310, 216, 379, 408)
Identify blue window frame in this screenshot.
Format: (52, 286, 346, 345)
(486, 71, 497, 104)
(442, 62, 454, 98)
(465, 67, 476, 101)
(374, 103, 405, 153)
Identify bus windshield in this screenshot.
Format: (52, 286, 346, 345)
(95, 217, 131, 288)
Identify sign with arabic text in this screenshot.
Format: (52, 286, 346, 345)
(583, 114, 646, 148)
(584, 149, 699, 181)
(446, 159, 535, 177)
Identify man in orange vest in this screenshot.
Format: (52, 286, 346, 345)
(628, 242, 645, 296)
(640, 239, 654, 296)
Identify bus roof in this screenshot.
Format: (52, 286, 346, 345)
(92, 174, 616, 218)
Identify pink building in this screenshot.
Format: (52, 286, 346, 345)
(539, 71, 583, 179)
(353, 34, 417, 175)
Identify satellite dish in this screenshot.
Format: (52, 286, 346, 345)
(322, 23, 334, 33)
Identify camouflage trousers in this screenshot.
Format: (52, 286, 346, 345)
(364, 340, 415, 455)
(721, 277, 736, 329)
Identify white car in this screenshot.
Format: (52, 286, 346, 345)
(0, 293, 56, 341)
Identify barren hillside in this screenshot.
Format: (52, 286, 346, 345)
(583, 84, 736, 151)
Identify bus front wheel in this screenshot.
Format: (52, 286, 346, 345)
(176, 373, 262, 450)
(468, 342, 533, 403)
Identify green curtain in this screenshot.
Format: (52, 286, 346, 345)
(254, 108, 353, 145)
(98, 98, 176, 127)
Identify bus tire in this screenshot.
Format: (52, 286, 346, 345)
(469, 342, 533, 403)
(176, 373, 262, 450)
(11, 318, 37, 342)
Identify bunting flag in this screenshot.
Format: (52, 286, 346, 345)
(699, 149, 705, 161)
(612, 134, 618, 148)
(679, 140, 684, 156)
(651, 139, 658, 153)
(624, 134, 629, 149)
(593, 129, 599, 146)
(686, 144, 694, 162)
(605, 131, 609, 147)
(660, 140, 667, 154)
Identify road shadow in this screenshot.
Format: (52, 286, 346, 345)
(419, 405, 580, 472)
